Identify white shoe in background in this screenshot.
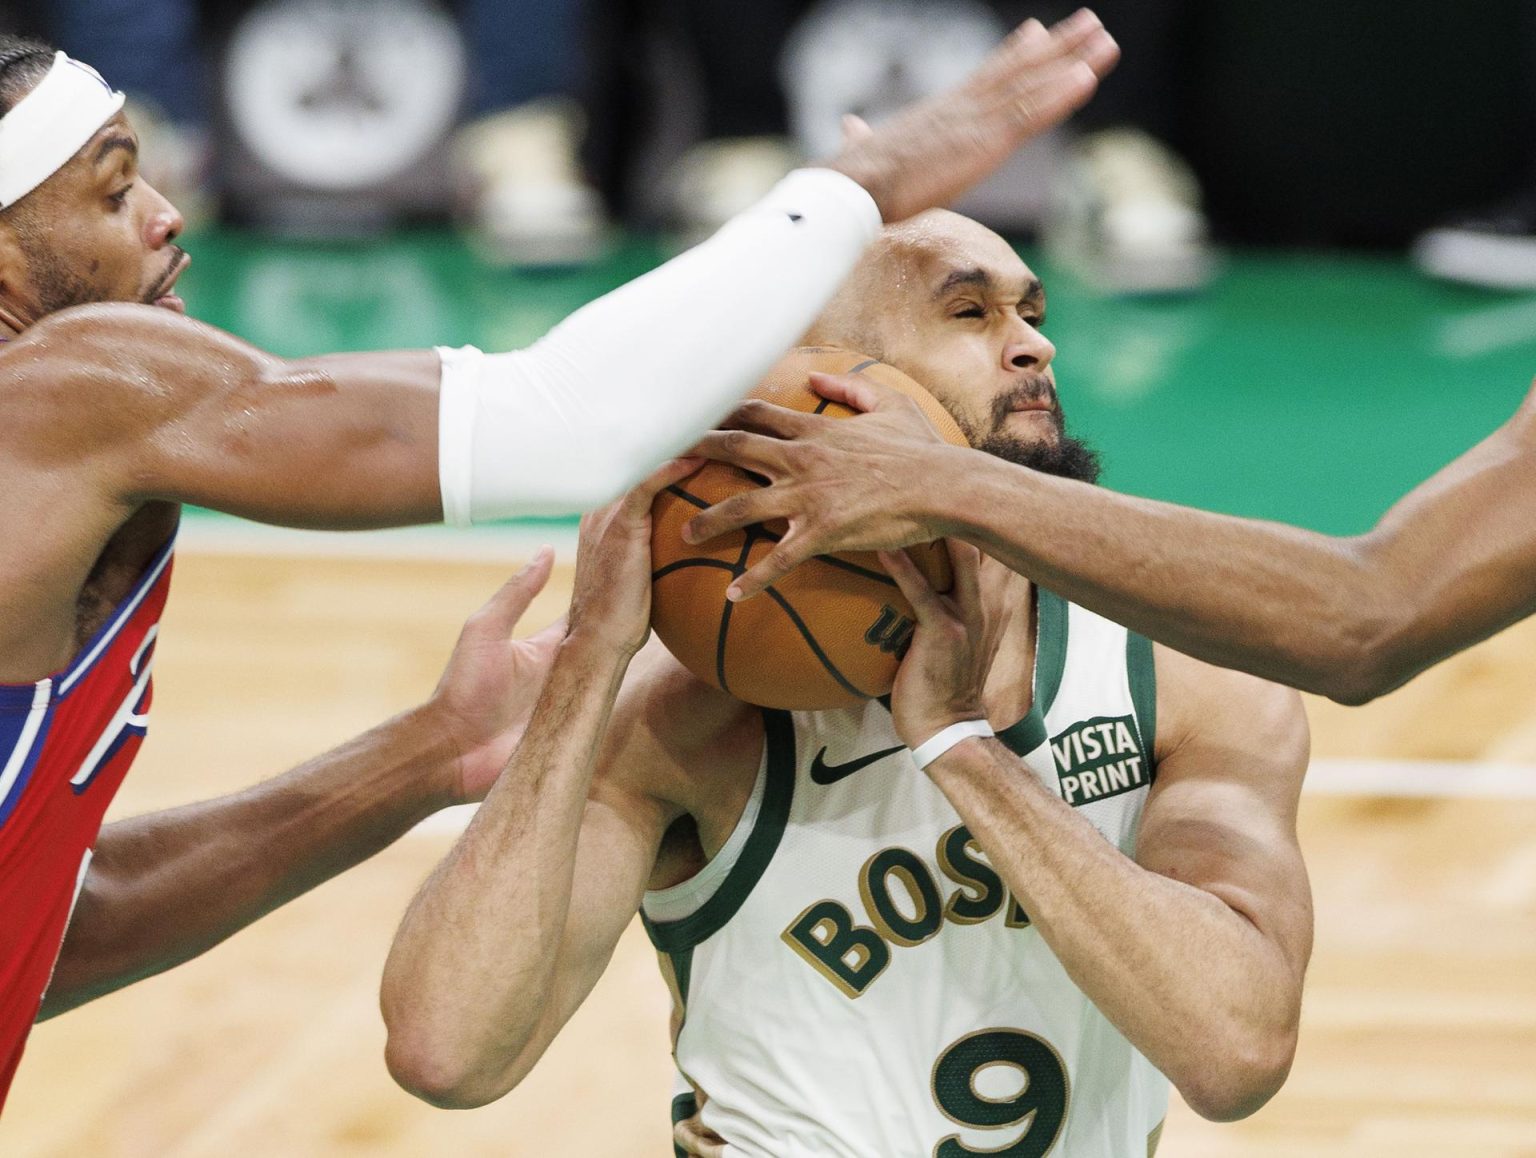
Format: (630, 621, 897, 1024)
(667, 136, 801, 245)
(454, 98, 610, 267)
(1412, 193, 1536, 290)
(1046, 127, 1216, 295)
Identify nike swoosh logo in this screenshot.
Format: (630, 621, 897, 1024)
(810, 744, 906, 785)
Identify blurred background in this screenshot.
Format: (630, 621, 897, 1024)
(1, 1, 1534, 1155)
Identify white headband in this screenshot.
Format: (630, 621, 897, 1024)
(0, 52, 124, 208)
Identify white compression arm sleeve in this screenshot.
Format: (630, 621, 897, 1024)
(437, 167, 881, 523)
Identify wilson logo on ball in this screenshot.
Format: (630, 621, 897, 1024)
(865, 606, 915, 656)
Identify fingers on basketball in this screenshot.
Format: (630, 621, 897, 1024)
(649, 347, 967, 710)
(807, 371, 882, 413)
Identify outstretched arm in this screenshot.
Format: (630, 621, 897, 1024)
(943, 415, 1536, 704)
(688, 374, 1536, 703)
(881, 546, 1313, 1122)
(42, 552, 565, 1018)
(7, 12, 1118, 532)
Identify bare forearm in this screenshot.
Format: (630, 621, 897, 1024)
(930, 419, 1536, 702)
(380, 634, 629, 1102)
(928, 739, 1299, 1117)
(43, 705, 457, 1018)
(933, 451, 1382, 697)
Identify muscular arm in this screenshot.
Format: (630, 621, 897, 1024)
(9, 306, 445, 529)
(42, 553, 561, 1018)
(926, 649, 1312, 1121)
(935, 393, 1536, 703)
(42, 702, 460, 1018)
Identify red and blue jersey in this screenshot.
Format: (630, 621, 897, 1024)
(0, 536, 175, 1108)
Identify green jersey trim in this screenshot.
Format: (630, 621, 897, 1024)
(996, 586, 1070, 757)
(1126, 630, 1158, 779)
(671, 1091, 700, 1158)
(668, 945, 695, 1006)
(643, 709, 796, 954)
(1035, 587, 1069, 714)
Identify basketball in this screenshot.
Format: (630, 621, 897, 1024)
(650, 347, 971, 710)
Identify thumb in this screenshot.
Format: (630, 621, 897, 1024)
(625, 455, 707, 517)
(476, 547, 556, 637)
(841, 113, 875, 147)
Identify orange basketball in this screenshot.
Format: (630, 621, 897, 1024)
(650, 347, 971, 710)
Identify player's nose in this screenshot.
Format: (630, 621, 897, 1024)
(141, 182, 184, 248)
(1003, 318, 1055, 373)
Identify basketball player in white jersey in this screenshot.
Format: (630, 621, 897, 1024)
(381, 212, 1314, 1156)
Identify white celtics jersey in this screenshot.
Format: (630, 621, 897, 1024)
(641, 589, 1169, 1158)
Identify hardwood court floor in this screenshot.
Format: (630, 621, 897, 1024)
(2, 552, 1534, 1157)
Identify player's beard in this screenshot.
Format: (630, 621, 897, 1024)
(14, 230, 108, 316)
(960, 378, 1103, 485)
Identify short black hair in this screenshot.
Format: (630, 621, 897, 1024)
(0, 34, 55, 117)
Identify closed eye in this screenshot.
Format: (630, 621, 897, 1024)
(107, 183, 133, 209)
(953, 305, 985, 319)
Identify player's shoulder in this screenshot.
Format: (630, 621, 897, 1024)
(0, 304, 197, 410)
(1151, 641, 1309, 770)
(11, 301, 183, 356)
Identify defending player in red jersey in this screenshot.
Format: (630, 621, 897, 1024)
(0, 541, 173, 1099)
(0, 17, 1118, 1109)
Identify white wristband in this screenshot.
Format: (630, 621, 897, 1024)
(910, 720, 995, 770)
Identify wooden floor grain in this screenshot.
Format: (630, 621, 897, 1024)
(3, 551, 1534, 1157)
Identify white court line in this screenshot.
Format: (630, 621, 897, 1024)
(1302, 758, 1536, 799)
(177, 517, 579, 562)
(405, 759, 1536, 839)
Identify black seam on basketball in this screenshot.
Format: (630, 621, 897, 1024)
(813, 398, 832, 415)
(715, 531, 759, 696)
(665, 485, 711, 511)
(763, 587, 871, 700)
(814, 554, 899, 588)
(651, 558, 740, 582)
(715, 597, 734, 696)
(848, 358, 879, 374)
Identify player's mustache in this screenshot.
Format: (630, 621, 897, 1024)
(143, 247, 188, 302)
(991, 376, 1060, 426)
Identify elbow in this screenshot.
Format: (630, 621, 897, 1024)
(383, 1027, 524, 1110)
(1319, 661, 1397, 707)
(1300, 538, 1415, 706)
(1174, 1029, 1297, 1123)
(1308, 626, 1401, 706)
(380, 984, 535, 1110)
(1317, 612, 1417, 708)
